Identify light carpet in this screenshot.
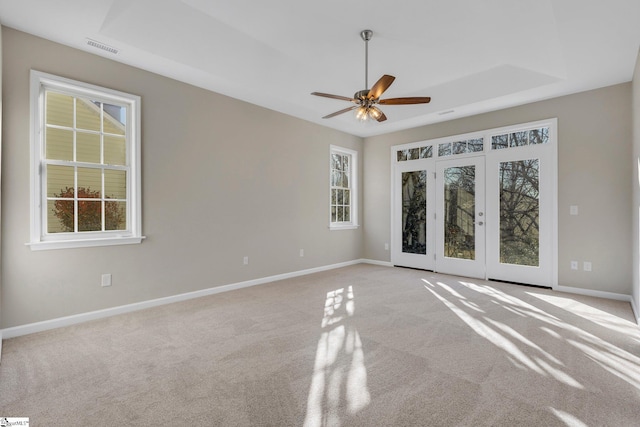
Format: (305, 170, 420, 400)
(1, 264, 640, 426)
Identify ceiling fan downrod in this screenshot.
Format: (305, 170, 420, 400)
(361, 29, 373, 92)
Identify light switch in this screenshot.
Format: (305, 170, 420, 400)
(570, 205, 578, 215)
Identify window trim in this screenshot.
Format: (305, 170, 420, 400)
(28, 70, 144, 250)
(329, 145, 359, 230)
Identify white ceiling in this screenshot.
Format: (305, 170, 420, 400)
(1, 0, 639, 137)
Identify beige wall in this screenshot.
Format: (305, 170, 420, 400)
(633, 48, 640, 317)
(1, 28, 363, 328)
(364, 83, 632, 295)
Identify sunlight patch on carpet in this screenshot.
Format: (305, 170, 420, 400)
(304, 286, 371, 427)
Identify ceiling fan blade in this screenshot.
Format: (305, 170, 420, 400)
(379, 97, 431, 105)
(322, 105, 358, 119)
(369, 106, 387, 122)
(311, 92, 357, 102)
(367, 75, 395, 100)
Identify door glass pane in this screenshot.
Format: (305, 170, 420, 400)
(500, 159, 539, 266)
(444, 166, 475, 260)
(402, 171, 427, 254)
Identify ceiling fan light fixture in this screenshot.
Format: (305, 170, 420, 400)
(369, 107, 382, 120)
(356, 106, 369, 121)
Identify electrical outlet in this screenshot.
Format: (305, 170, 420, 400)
(583, 261, 592, 272)
(570, 205, 579, 215)
(243, 256, 249, 265)
(570, 261, 578, 270)
(101, 273, 112, 287)
(384, 243, 389, 251)
(299, 249, 304, 257)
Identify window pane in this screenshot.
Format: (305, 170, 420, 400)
(105, 169, 127, 199)
(103, 103, 126, 135)
(337, 206, 344, 222)
(331, 170, 342, 187)
(47, 165, 74, 198)
(77, 167, 101, 198)
(332, 154, 342, 171)
(331, 206, 337, 222)
(46, 127, 73, 161)
(453, 141, 467, 155)
(500, 159, 539, 266)
(342, 172, 349, 188)
(529, 128, 549, 145)
(104, 135, 126, 165)
(337, 189, 343, 205)
(48, 199, 74, 233)
(78, 200, 102, 231)
(438, 143, 452, 157)
(444, 166, 475, 260)
(342, 155, 350, 173)
(76, 132, 101, 164)
(510, 131, 528, 147)
(344, 189, 350, 205)
(105, 201, 127, 230)
(401, 170, 427, 254)
(397, 150, 408, 162)
(331, 189, 337, 204)
(344, 206, 350, 222)
(468, 138, 484, 152)
(46, 92, 73, 127)
(76, 98, 101, 131)
(420, 146, 433, 159)
(409, 148, 420, 160)
(492, 134, 508, 150)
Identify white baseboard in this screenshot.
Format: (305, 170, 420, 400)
(360, 258, 393, 267)
(1, 259, 363, 339)
(554, 285, 632, 302)
(631, 297, 640, 324)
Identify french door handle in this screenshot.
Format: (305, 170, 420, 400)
(478, 221, 484, 226)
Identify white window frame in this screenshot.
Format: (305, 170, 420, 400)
(329, 145, 359, 230)
(29, 70, 144, 250)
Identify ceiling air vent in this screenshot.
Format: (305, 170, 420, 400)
(86, 38, 119, 55)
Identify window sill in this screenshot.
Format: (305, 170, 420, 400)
(329, 224, 359, 231)
(27, 236, 145, 251)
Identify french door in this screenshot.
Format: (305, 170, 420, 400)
(391, 120, 556, 287)
(392, 158, 435, 271)
(436, 157, 485, 278)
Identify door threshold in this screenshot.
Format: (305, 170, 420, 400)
(394, 265, 435, 273)
(488, 278, 551, 290)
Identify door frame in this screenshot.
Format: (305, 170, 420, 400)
(390, 119, 558, 288)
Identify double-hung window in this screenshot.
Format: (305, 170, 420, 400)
(330, 145, 358, 229)
(29, 70, 143, 250)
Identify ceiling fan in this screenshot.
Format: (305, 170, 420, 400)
(312, 29, 431, 122)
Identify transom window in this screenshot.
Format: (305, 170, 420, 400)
(330, 145, 358, 229)
(30, 70, 143, 250)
